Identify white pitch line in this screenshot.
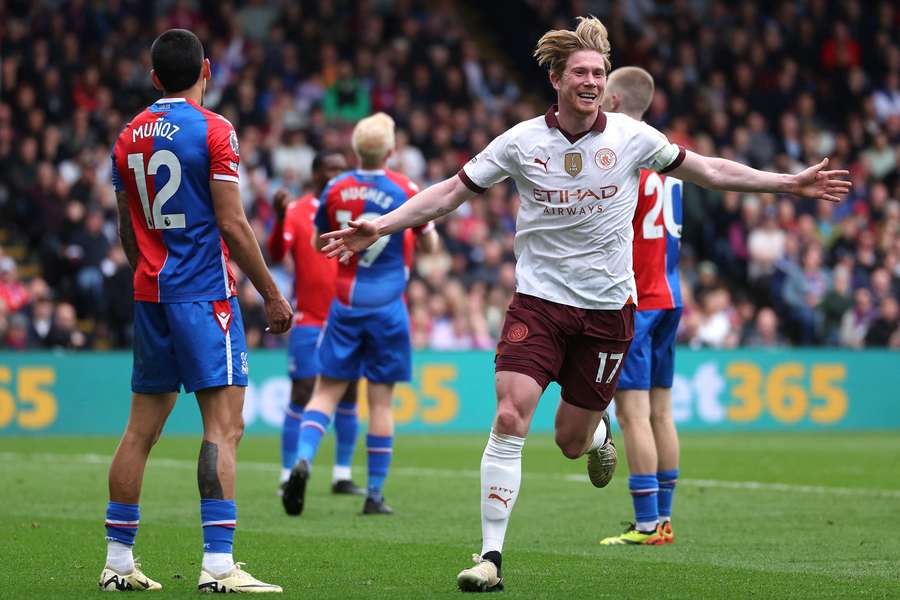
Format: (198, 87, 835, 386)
(2, 451, 899, 499)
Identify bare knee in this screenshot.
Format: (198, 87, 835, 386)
(122, 425, 163, 452)
(495, 402, 528, 436)
(555, 432, 588, 460)
(206, 416, 244, 448)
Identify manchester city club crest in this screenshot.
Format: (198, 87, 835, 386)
(595, 148, 617, 169)
(564, 152, 582, 177)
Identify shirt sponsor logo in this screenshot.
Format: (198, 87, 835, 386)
(595, 148, 616, 169)
(532, 186, 618, 203)
(564, 152, 583, 177)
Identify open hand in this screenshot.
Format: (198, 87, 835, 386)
(791, 158, 852, 202)
(320, 219, 380, 259)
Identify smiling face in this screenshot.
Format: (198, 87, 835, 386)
(551, 49, 606, 118)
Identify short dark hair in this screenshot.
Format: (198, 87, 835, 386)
(151, 29, 204, 93)
(312, 150, 344, 172)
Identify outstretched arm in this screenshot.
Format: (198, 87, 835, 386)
(321, 174, 474, 258)
(668, 152, 851, 202)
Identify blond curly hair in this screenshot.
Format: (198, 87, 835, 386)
(533, 16, 611, 75)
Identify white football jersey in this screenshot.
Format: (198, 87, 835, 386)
(460, 106, 684, 310)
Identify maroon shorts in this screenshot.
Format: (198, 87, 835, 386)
(495, 293, 635, 411)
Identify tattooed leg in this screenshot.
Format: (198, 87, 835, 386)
(195, 385, 245, 500)
(197, 440, 225, 499)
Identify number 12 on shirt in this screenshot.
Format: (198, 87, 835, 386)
(127, 150, 186, 230)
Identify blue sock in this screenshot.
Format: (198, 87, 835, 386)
(334, 401, 359, 471)
(105, 501, 140, 545)
(297, 409, 331, 465)
(200, 499, 236, 554)
(657, 469, 679, 521)
(629, 474, 659, 531)
(280, 402, 305, 471)
(366, 434, 393, 502)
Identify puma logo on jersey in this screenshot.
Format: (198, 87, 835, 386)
(533, 156, 550, 172)
(487, 493, 512, 507)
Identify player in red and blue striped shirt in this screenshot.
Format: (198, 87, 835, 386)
(102, 29, 290, 593)
(268, 152, 366, 497)
(600, 67, 682, 546)
(280, 113, 438, 517)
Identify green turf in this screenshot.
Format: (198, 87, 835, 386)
(1, 432, 899, 598)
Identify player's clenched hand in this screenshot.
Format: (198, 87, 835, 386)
(789, 158, 852, 202)
(264, 294, 293, 334)
(273, 190, 290, 222)
(320, 219, 380, 259)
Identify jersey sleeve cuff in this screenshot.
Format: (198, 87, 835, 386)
(658, 145, 686, 174)
(457, 169, 487, 194)
(212, 173, 240, 183)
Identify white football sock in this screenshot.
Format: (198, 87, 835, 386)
(279, 468, 291, 484)
(332, 465, 352, 482)
(587, 416, 608, 452)
(637, 520, 659, 533)
(480, 429, 525, 556)
(106, 540, 135, 573)
(202, 552, 235, 576)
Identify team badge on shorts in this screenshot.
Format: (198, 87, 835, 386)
(564, 152, 583, 177)
(595, 148, 616, 169)
(507, 322, 528, 343)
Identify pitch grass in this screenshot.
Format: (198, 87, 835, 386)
(1, 433, 899, 599)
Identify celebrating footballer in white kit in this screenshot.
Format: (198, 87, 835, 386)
(321, 16, 851, 593)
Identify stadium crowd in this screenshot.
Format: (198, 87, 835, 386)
(1, 0, 898, 351)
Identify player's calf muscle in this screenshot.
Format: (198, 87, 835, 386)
(198, 440, 225, 499)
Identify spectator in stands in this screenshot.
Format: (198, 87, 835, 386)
(0, 257, 29, 314)
(840, 288, 876, 349)
(819, 266, 854, 345)
(864, 297, 900, 347)
(27, 298, 54, 348)
(782, 244, 830, 344)
(46, 302, 87, 349)
(692, 287, 738, 349)
(742, 307, 785, 348)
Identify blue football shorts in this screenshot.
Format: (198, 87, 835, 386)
(317, 298, 412, 384)
(617, 307, 682, 391)
(132, 297, 248, 394)
(287, 325, 322, 380)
